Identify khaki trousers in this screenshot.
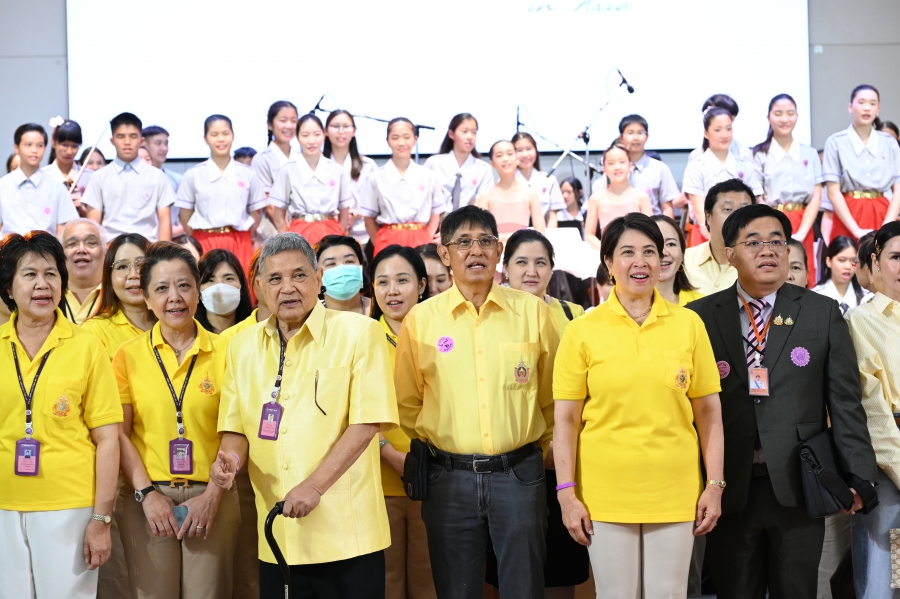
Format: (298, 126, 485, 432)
(385, 495, 437, 599)
(232, 469, 259, 599)
(118, 480, 240, 599)
(98, 474, 132, 599)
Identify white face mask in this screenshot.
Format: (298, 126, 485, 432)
(200, 283, 241, 316)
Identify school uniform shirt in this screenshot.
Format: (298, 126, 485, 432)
(681, 149, 764, 201)
(591, 154, 680, 215)
(114, 321, 225, 483)
(423, 152, 494, 211)
(82, 310, 145, 362)
(812, 279, 871, 315)
(175, 159, 267, 231)
(251, 141, 294, 194)
(340, 154, 378, 244)
(553, 289, 720, 523)
(688, 139, 752, 162)
(557, 207, 586, 222)
(822, 125, 900, 193)
(63, 287, 101, 326)
(218, 304, 398, 565)
(0, 309, 122, 511)
(41, 160, 82, 184)
(0, 168, 79, 236)
(161, 167, 182, 192)
(516, 169, 565, 215)
(394, 282, 559, 455)
(81, 157, 176, 242)
(358, 160, 444, 225)
(752, 141, 824, 207)
(683, 242, 738, 296)
(269, 156, 354, 217)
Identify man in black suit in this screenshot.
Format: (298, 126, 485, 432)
(687, 204, 878, 599)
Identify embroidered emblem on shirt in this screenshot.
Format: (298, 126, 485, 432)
(237, 180, 246, 188)
(675, 366, 688, 389)
(515, 356, 531, 384)
(802, 159, 809, 167)
(737, 172, 744, 179)
(329, 179, 335, 187)
(198, 375, 216, 395)
(419, 184, 426, 191)
(142, 190, 152, 200)
(791, 347, 810, 367)
(43, 206, 51, 215)
(52, 394, 71, 417)
(785, 316, 794, 326)
(436, 336, 454, 353)
(774, 314, 784, 326)
(471, 178, 478, 186)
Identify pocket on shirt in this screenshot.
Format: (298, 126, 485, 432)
(500, 342, 540, 391)
(663, 350, 693, 395)
(41, 376, 85, 424)
(307, 367, 350, 417)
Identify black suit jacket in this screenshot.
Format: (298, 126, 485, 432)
(687, 282, 877, 514)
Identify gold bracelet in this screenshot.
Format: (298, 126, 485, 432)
(706, 479, 727, 489)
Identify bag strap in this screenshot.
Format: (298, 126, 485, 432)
(800, 448, 855, 507)
(560, 301, 574, 321)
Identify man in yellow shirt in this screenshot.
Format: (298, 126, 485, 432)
(209, 232, 398, 599)
(395, 205, 559, 599)
(60, 218, 105, 324)
(683, 179, 756, 296)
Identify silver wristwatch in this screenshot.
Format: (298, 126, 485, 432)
(91, 513, 112, 524)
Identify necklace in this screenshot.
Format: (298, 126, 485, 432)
(624, 299, 653, 321)
(168, 336, 196, 355)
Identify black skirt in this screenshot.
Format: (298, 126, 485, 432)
(485, 468, 590, 588)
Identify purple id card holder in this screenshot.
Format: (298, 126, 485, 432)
(169, 438, 194, 475)
(258, 403, 283, 440)
(15, 438, 40, 476)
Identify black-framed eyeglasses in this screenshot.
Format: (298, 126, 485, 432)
(731, 240, 787, 253)
(444, 236, 499, 251)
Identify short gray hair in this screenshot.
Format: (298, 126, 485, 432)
(60, 218, 106, 244)
(258, 233, 318, 274)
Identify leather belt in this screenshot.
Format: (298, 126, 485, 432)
(751, 463, 769, 478)
(384, 222, 425, 231)
(152, 479, 203, 488)
(290, 213, 336, 223)
(776, 202, 806, 213)
(845, 190, 884, 199)
(431, 442, 540, 474)
(196, 226, 235, 234)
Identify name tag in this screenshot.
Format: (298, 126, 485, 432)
(258, 403, 283, 441)
(169, 438, 194, 475)
(749, 366, 770, 397)
(15, 438, 40, 476)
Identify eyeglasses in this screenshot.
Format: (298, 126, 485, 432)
(731, 240, 787, 253)
(445, 236, 499, 251)
(328, 124, 354, 132)
(111, 257, 145, 275)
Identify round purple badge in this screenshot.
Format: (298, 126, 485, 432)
(43, 206, 51, 215)
(329, 179, 335, 187)
(738, 171, 744, 179)
(237, 180, 246, 188)
(419, 184, 426, 191)
(436, 336, 454, 353)
(471, 178, 478, 186)
(791, 346, 810, 367)
(717, 361, 730, 379)
(802, 159, 809, 167)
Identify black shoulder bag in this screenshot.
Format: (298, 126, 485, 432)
(798, 428, 856, 518)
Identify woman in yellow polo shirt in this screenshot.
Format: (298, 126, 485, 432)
(553, 213, 725, 598)
(114, 242, 239, 599)
(652, 215, 704, 306)
(369, 244, 436, 599)
(83, 233, 155, 360)
(0, 231, 122, 599)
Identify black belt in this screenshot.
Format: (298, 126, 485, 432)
(152, 479, 204, 488)
(431, 442, 540, 474)
(751, 463, 768, 478)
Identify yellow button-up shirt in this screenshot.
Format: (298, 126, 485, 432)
(0, 310, 122, 511)
(218, 303, 398, 565)
(114, 321, 224, 482)
(847, 293, 900, 489)
(395, 283, 559, 456)
(380, 317, 409, 497)
(683, 242, 737, 296)
(82, 310, 146, 361)
(63, 286, 101, 325)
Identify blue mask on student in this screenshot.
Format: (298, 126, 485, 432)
(322, 264, 363, 301)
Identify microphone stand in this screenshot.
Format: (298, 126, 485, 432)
(517, 119, 599, 176)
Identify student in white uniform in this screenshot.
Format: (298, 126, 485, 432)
(688, 94, 752, 162)
(142, 125, 181, 191)
(82, 112, 175, 242)
(750, 94, 823, 289)
(251, 100, 299, 242)
(43, 119, 84, 189)
(322, 109, 377, 246)
(558, 177, 586, 222)
(591, 115, 679, 218)
(812, 235, 870, 315)
(176, 114, 267, 273)
(511, 132, 564, 226)
(270, 114, 353, 246)
(359, 118, 443, 256)
(682, 106, 763, 247)
(822, 84, 900, 242)
(424, 113, 494, 212)
(0, 123, 78, 237)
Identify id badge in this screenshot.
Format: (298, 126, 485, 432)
(258, 403, 283, 440)
(169, 438, 194, 475)
(15, 438, 40, 476)
(749, 366, 770, 397)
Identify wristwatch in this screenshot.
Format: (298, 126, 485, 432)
(134, 485, 157, 503)
(706, 480, 727, 489)
(91, 513, 112, 524)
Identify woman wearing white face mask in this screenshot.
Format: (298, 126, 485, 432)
(315, 235, 371, 315)
(196, 250, 253, 334)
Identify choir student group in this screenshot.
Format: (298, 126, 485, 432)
(1, 83, 899, 599)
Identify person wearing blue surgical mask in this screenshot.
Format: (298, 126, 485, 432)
(196, 249, 254, 334)
(315, 235, 371, 315)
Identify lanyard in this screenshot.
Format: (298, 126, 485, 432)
(738, 294, 772, 355)
(11, 344, 51, 439)
(385, 333, 397, 348)
(270, 323, 286, 402)
(64, 295, 97, 324)
(150, 331, 197, 439)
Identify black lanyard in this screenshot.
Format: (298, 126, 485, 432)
(64, 294, 97, 324)
(270, 323, 286, 402)
(386, 333, 397, 348)
(150, 331, 197, 438)
(11, 344, 51, 438)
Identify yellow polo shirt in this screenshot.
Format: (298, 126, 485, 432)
(114, 321, 224, 482)
(380, 316, 409, 497)
(395, 283, 559, 456)
(63, 286, 101, 325)
(0, 309, 122, 511)
(218, 308, 260, 346)
(554, 289, 721, 523)
(218, 303, 398, 565)
(548, 297, 584, 336)
(683, 242, 737, 296)
(82, 310, 147, 361)
(677, 288, 705, 307)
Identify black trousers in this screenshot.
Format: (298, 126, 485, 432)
(707, 474, 825, 599)
(259, 551, 385, 599)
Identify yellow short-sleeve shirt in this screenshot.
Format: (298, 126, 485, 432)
(380, 316, 410, 497)
(218, 303, 399, 565)
(113, 321, 225, 482)
(548, 297, 584, 336)
(677, 288, 705, 307)
(217, 309, 259, 346)
(0, 310, 123, 511)
(554, 289, 721, 523)
(82, 310, 146, 361)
